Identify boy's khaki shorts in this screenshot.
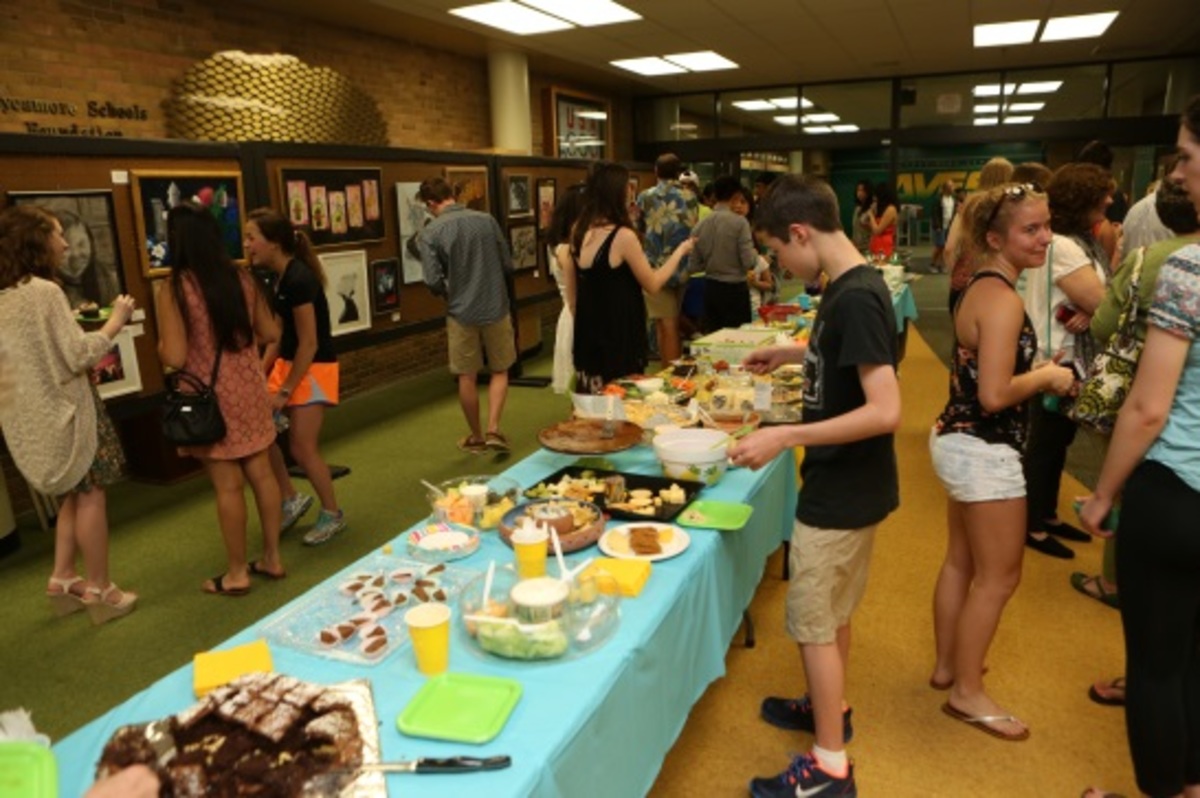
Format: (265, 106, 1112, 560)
(786, 520, 878, 645)
(447, 316, 516, 375)
(645, 282, 685, 320)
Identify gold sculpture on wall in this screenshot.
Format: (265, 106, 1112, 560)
(165, 51, 387, 145)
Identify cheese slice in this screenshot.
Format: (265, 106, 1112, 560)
(193, 639, 273, 697)
(580, 557, 652, 597)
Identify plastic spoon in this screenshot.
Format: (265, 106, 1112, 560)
(549, 526, 569, 581)
(421, 479, 445, 498)
(481, 560, 496, 608)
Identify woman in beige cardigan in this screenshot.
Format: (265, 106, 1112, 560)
(0, 205, 138, 624)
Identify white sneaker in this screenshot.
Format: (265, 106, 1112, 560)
(281, 493, 314, 533)
(303, 509, 346, 546)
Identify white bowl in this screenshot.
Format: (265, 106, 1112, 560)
(633, 377, 664, 394)
(652, 428, 730, 485)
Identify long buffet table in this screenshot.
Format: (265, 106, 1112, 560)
(54, 442, 797, 797)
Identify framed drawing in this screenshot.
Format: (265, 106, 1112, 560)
(91, 329, 142, 400)
(627, 176, 640, 206)
(543, 86, 611, 160)
(371, 257, 400, 315)
(318, 249, 371, 337)
(130, 170, 244, 278)
(536, 178, 556, 232)
(278, 167, 384, 247)
(509, 223, 538, 272)
(7, 189, 125, 309)
(444, 166, 489, 213)
(395, 182, 431, 284)
(506, 174, 532, 219)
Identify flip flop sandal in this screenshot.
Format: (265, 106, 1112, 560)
(249, 561, 287, 580)
(1088, 676, 1126, 706)
(485, 431, 511, 451)
(203, 574, 250, 597)
(1081, 789, 1128, 798)
(941, 702, 1030, 741)
(457, 435, 488, 454)
(1070, 572, 1120, 609)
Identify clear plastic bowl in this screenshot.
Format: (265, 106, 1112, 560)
(428, 475, 521, 530)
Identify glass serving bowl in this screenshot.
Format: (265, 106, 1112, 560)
(457, 566, 620, 662)
(427, 475, 522, 530)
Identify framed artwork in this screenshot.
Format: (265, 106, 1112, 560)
(627, 176, 640, 206)
(318, 249, 371, 337)
(395, 182, 431, 285)
(544, 86, 611, 160)
(443, 166, 489, 213)
(536, 178, 556, 232)
(507, 174, 532, 219)
(371, 257, 400, 315)
(130, 170, 244, 278)
(91, 329, 142, 400)
(278, 167, 384, 247)
(7, 190, 125, 309)
(509, 223, 538, 271)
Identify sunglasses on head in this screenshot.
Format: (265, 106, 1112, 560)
(986, 183, 1039, 228)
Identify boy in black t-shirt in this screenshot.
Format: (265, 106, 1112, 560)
(730, 174, 900, 798)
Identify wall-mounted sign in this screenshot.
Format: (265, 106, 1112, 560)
(544, 87, 611, 160)
(1, 95, 151, 137)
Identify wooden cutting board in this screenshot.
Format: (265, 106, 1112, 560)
(538, 419, 643, 454)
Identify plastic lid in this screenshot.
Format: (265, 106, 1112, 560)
(0, 742, 57, 798)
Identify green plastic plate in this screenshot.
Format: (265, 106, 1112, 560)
(397, 673, 522, 744)
(676, 499, 754, 531)
(0, 742, 57, 798)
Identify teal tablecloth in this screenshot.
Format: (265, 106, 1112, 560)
(53, 445, 797, 797)
(777, 277, 918, 334)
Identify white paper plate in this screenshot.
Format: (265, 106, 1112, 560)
(599, 522, 690, 562)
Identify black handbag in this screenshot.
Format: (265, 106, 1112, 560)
(161, 347, 226, 446)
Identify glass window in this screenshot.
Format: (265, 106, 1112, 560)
(801, 81, 891, 134)
(1001, 64, 1106, 124)
(634, 94, 716, 142)
(1111, 58, 1200, 118)
(718, 87, 799, 138)
(899, 72, 1002, 129)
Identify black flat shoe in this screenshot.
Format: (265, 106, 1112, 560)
(1045, 520, 1090, 542)
(1026, 532, 1075, 559)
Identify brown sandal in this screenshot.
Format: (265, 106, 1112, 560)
(1088, 676, 1125, 706)
(457, 435, 487, 454)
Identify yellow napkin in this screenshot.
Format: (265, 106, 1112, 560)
(580, 558, 651, 598)
(193, 639, 273, 697)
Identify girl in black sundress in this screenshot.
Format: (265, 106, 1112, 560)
(562, 162, 695, 394)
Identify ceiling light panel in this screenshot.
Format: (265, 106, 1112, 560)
(1017, 81, 1063, 94)
(1003, 115, 1034, 124)
(610, 57, 686, 76)
(518, 0, 640, 26)
(449, 2, 573, 34)
(1040, 11, 1118, 42)
(802, 112, 839, 123)
(733, 100, 777, 111)
(664, 51, 738, 71)
(1006, 102, 1045, 112)
(774, 115, 798, 125)
(974, 117, 999, 126)
(769, 97, 797, 109)
(974, 104, 1000, 114)
(973, 83, 1017, 97)
(973, 19, 1040, 48)
(831, 124, 859, 132)
(803, 126, 833, 134)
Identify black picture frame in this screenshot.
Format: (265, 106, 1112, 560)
(536, 177, 556, 232)
(129, 170, 245, 277)
(279, 167, 385, 248)
(507, 174, 532, 220)
(509, 222, 538, 272)
(7, 189, 126, 308)
(371, 257, 400, 314)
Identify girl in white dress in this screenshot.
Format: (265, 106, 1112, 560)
(548, 184, 587, 393)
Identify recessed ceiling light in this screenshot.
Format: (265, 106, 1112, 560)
(449, 2, 573, 34)
(1006, 102, 1045, 112)
(664, 51, 738, 71)
(575, 110, 608, 120)
(733, 100, 777, 111)
(974, 117, 999, 126)
(831, 124, 859, 132)
(610, 57, 686, 76)
(1003, 115, 1034, 124)
(774, 115, 798, 125)
(769, 97, 797, 109)
(1017, 81, 1063, 94)
(973, 83, 1017, 97)
(802, 112, 839, 123)
(973, 19, 1040, 48)
(803, 126, 833, 134)
(1040, 11, 1118, 42)
(518, 0, 640, 26)
(974, 104, 1000, 114)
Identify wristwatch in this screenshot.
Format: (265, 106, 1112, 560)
(279, 387, 292, 399)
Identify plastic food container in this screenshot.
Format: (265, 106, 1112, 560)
(428, 475, 521, 530)
(652, 428, 730, 485)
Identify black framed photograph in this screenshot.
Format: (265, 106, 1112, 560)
(278, 167, 384, 248)
(509, 223, 538, 271)
(507, 174, 532, 219)
(7, 189, 125, 309)
(371, 257, 400, 315)
(130, 170, 245, 278)
(536, 178, 556, 232)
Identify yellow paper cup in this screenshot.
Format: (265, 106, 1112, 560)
(404, 603, 451, 675)
(511, 527, 549, 580)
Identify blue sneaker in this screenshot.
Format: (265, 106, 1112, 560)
(761, 695, 854, 743)
(280, 493, 314, 533)
(303, 509, 346, 546)
(750, 752, 857, 798)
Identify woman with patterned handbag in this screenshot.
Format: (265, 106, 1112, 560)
(155, 202, 284, 596)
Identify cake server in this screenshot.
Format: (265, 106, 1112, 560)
(326, 754, 511, 776)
